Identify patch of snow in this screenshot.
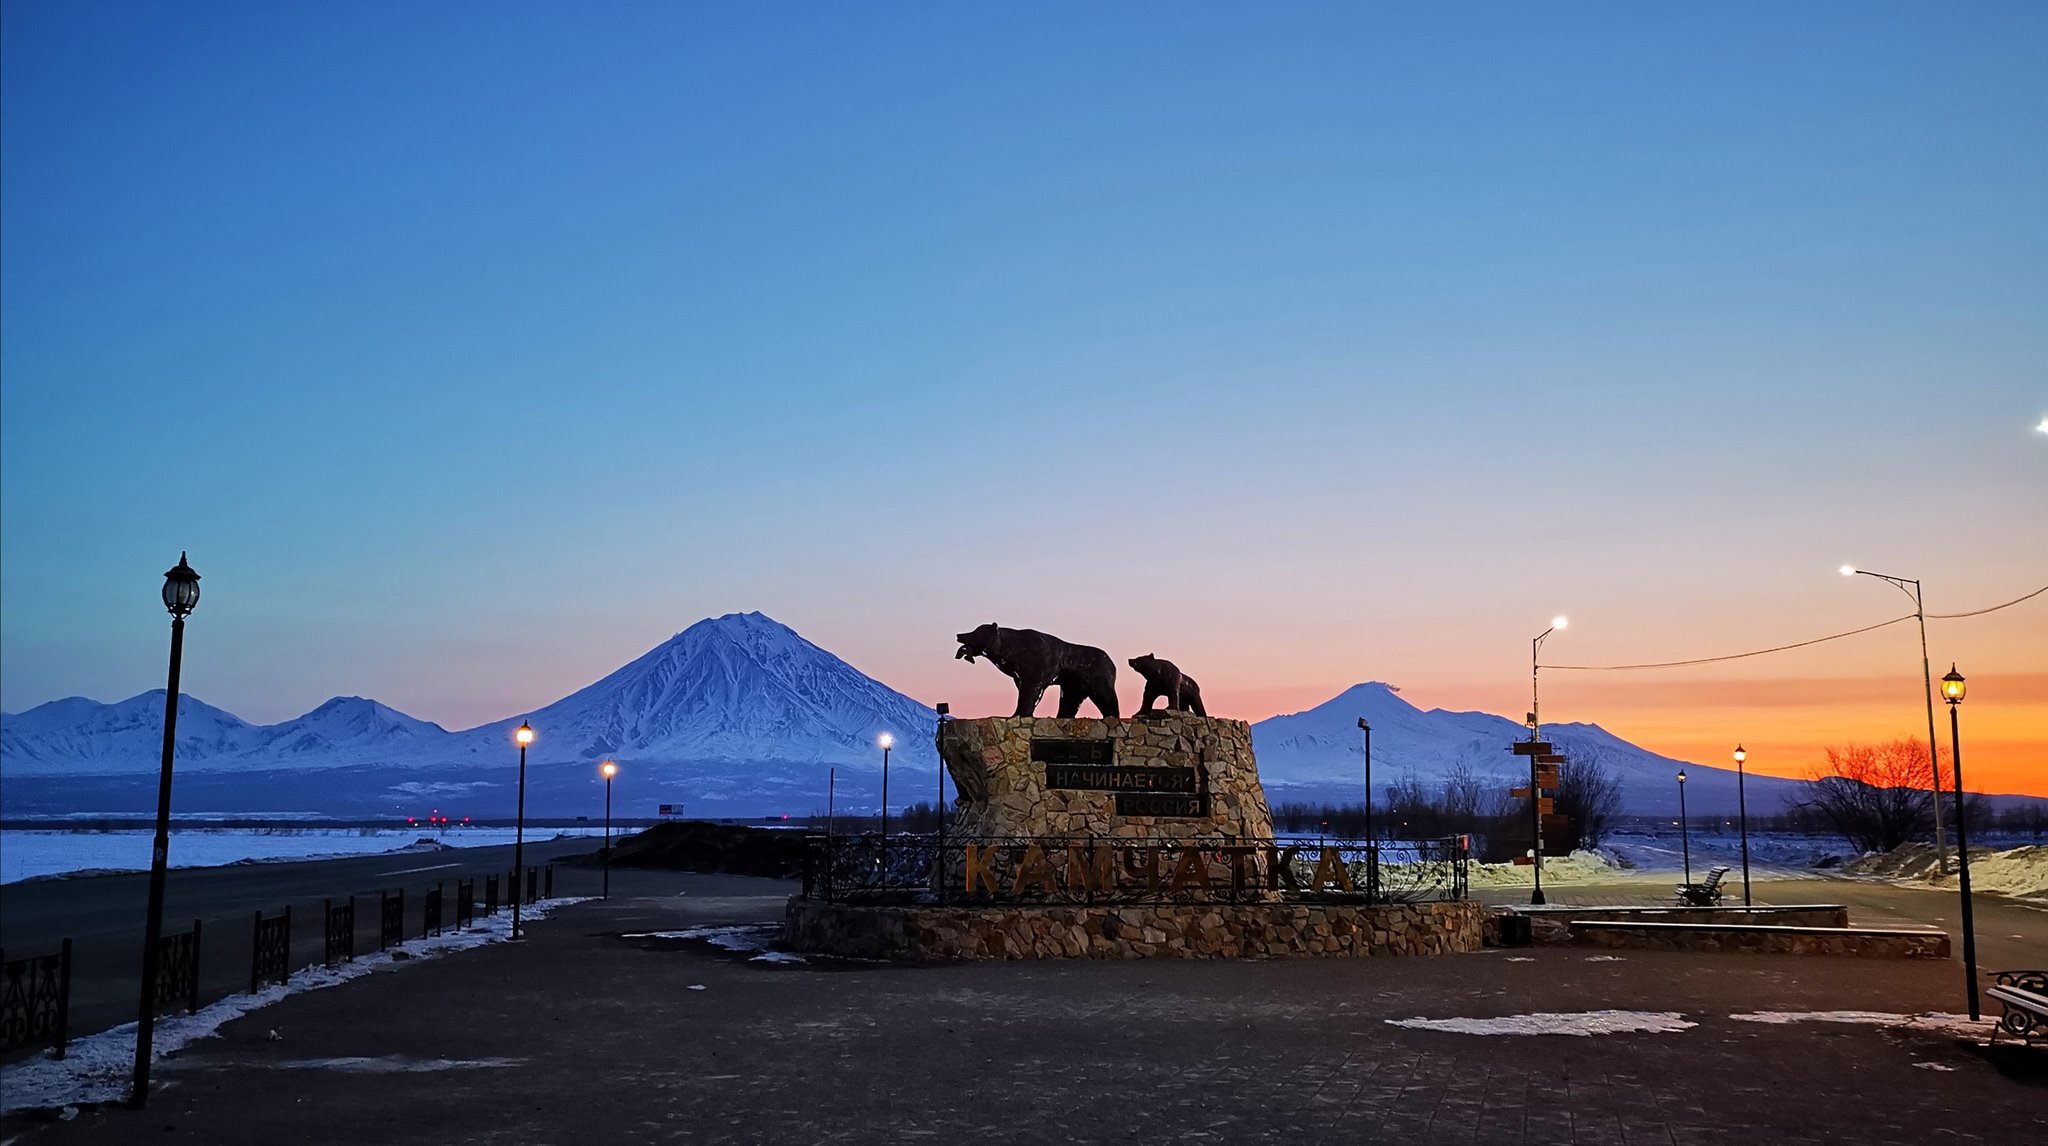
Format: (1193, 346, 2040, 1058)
(1387, 1010, 1696, 1037)
(687, 984, 707, 991)
(0, 897, 590, 1114)
(264, 1056, 523, 1072)
(1583, 955, 1627, 962)
(1505, 956, 1535, 963)
(1728, 1011, 1992, 1039)
(750, 951, 806, 965)
(1912, 1062, 1958, 1071)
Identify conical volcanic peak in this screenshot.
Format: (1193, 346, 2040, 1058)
(507, 612, 939, 767)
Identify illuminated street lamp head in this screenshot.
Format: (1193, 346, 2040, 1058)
(1839, 564, 1857, 577)
(1732, 745, 1746, 765)
(1677, 770, 1687, 784)
(515, 721, 534, 747)
(601, 760, 617, 779)
(1552, 615, 1568, 631)
(1941, 664, 1966, 705)
(161, 552, 201, 617)
(877, 732, 894, 750)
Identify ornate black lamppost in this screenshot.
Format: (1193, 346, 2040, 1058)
(877, 732, 894, 837)
(1733, 745, 1752, 906)
(1942, 665, 1980, 1021)
(1357, 717, 1373, 841)
(1676, 770, 1691, 886)
(600, 760, 617, 899)
(511, 721, 534, 939)
(131, 553, 200, 1108)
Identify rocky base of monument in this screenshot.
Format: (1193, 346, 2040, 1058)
(784, 898, 1487, 961)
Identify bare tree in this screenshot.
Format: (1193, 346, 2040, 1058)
(1554, 748, 1624, 851)
(1441, 760, 1485, 826)
(1793, 738, 1936, 854)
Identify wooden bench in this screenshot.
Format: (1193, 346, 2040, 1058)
(1675, 865, 1731, 907)
(1986, 969, 2048, 1045)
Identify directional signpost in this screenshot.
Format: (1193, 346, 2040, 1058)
(1509, 738, 1568, 903)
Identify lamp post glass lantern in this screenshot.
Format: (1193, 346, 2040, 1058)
(511, 722, 534, 938)
(132, 554, 200, 1107)
(1942, 665, 1980, 1020)
(1733, 745, 1751, 907)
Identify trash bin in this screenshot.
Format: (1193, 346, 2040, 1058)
(1497, 913, 1532, 947)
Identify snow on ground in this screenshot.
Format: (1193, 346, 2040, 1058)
(621, 924, 803, 963)
(0, 827, 613, 884)
(1728, 1011, 1994, 1041)
(0, 897, 591, 1114)
(1387, 1011, 1697, 1037)
(1843, 843, 2048, 899)
(1466, 850, 1631, 886)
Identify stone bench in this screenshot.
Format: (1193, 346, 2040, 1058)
(1567, 920, 1950, 959)
(1522, 905, 1850, 928)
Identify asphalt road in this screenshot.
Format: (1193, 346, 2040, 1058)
(0, 834, 611, 1052)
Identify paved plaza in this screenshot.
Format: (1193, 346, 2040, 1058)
(6, 870, 2042, 1146)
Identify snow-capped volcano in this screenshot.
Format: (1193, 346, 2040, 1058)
(475, 612, 938, 767)
(1248, 682, 1805, 815)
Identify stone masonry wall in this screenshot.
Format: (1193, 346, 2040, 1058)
(785, 898, 1486, 962)
(939, 713, 1273, 842)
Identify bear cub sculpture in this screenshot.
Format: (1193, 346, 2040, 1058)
(1128, 654, 1207, 717)
(955, 623, 1121, 719)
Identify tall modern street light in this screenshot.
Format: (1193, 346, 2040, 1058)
(935, 704, 951, 857)
(1676, 771, 1691, 886)
(511, 721, 535, 940)
(1732, 745, 1752, 907)
(1528, 617, 1566, 907)
(1841, 565, 1946, 872)
(1942, 665, 1980, 1021)
(600, 760, 618, 899)
(877, 732, 895, 837)
(1531, 616, 1568, 731)
(131, 553, 200, 1108)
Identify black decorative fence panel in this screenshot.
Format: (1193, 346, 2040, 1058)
(801, 835, 1470, 907)
(251, 908, 291, 994)
(455, 880, 475, 930)
(324, 898, 355, 966)
(422, 885, 443, 938)
(152, 921, 202, 1016)
(380, 890, 405, 950)
(484, 875, 500, 917)
(525, 867, 538, 904)
(0, 940, 72, 1060)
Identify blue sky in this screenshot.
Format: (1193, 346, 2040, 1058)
(3, 2, 2043, 780)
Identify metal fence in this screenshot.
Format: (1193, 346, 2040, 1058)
(7, 861, 570, 1063)
(0, 940, 73, 1059)
(151, 921, 202, 1017)
(800, 834, 1470, 906)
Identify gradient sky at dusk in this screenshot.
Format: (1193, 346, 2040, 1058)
(4, 3, 2044, 793)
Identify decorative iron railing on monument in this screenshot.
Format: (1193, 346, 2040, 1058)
(800, 834, 1469, 906)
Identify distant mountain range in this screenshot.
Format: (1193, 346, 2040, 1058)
(0, 611, 2016, 819)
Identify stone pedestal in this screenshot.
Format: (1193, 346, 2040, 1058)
(939, 713, 1273, 841)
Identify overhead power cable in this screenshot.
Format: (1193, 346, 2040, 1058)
(1541, 581, 2046, 672)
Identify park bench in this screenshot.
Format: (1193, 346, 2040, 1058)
(1675, 865, 1730, 907)
(1986, 969, 2048, 1045)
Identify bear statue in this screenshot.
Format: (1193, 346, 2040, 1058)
(955, 623, 1121, 719)
(1128, 654, 1207, 717)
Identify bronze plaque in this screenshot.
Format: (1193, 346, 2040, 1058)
(1030, 738, 1115, 767)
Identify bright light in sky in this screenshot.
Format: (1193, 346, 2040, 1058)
(1552, 616, 1569, 632)
(1840, 565, 1858, 577)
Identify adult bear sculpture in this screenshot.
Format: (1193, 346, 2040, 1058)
(955, 624, 1121, 719)
(1128, 654, 1208, 717)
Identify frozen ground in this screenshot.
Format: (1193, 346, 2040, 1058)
(0, 827, 614, 884)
